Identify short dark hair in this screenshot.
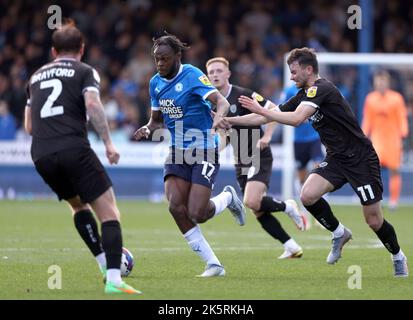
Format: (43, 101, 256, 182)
(374, 69, 390, 80)
(52, 19, 84, 54)
(287, 47, 318, 74)
(152, 31, 190, 55)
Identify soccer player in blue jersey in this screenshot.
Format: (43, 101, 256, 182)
(280, 84, 324, 229)
(134, 33, 246, 277)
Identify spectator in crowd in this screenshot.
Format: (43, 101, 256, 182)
(0, 99, 17, 140)
(0, 0, 412, 160)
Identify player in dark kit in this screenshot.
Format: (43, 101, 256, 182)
(206, 57, 306, 259)
(24, 21, 142, 294)
(227, 48, 408, 277)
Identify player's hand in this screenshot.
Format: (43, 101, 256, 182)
(106, 143, 120, 165)
(212, 116, 231, 134)
(238, 95, 263, 114)
(256, 136, 271, 150)
(133, 125, 151, 141)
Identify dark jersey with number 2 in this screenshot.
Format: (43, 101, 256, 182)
(27, 58, 100, 161)
(279, 78, 373, 163)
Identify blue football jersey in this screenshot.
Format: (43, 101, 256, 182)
(150, 64, 218, 149)
(279, 84, 320, 143)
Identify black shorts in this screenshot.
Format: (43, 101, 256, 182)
(311, 149, 383, 205)
(164, 147, 220, 189)
(294, 140, 324, 170)
(34, 147, 112, 203)
(235, 155, 273, 194)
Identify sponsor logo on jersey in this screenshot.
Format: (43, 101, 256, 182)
(309, 109, 323, 123)
(198, 75, 212, 86)
(318, 161, 328, 168)
(306, 86, 318, 98)
(252, 92, 264, 102)
(159, 99, 183, 119)
(175, 82, 183, 92)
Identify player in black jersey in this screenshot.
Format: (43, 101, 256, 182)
(24, 21, 142, 293)
(227, 48, 408, 277)
(206, 57, 306, 259)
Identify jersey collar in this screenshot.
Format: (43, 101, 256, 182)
(54, 57, 77, 61)
(224, 84, 233, 99)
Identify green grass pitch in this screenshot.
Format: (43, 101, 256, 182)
(0, 200, 412, 300)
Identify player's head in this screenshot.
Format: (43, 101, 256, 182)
(51, 19, 85, 59)
(373, 70, 390, 92)
(152, 32, 189, 78)
(287, 47, 318, 89)
(206, 57, 231, 90)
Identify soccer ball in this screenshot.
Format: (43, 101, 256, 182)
(120, 247, 134, 277)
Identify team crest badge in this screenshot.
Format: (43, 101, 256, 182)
(306, 86, 318, 98)
(175, 82, 183, 92)
(252, 92, 264, 102)
(230, 104, 237, 113)
(198, 75, 212, 86)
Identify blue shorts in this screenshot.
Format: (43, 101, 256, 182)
(164, 147, 220, 189)
(294, 140, 324, 170)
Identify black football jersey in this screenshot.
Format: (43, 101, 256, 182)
(222, 85, 272, 165)
(27, 58, 100, 161)
(279, 78, 372, 162)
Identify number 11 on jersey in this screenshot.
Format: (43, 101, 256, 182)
(357, 184, 375, 202)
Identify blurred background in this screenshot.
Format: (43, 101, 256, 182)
(0, 0, 412, 202)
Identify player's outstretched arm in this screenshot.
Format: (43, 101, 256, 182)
(226, 113, 269, 127)
(84, 91, 119, 164)
(133, 110, 163, 141)
(239, 95, 315, 127)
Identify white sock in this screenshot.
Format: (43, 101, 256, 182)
(106, 269, 122, 286)
(210, 191, 232, 216)
(284, 200, 293, 214)
(332, 223, 344, 239)
(183, 225, 221, 266)
(283, 238, 300, 251)
(95, 252, 106, 270)
(392, 249, 406, 261)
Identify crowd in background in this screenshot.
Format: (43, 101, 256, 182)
(0, 0, 412, 161)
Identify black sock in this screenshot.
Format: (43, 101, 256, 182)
(304, 197, 339, 232)
(374, 219, 400, 254)
(74, 209, 103, 256)
(101, 220, 123, 269)
(257, 212, 290, 244)
(259, 196, 286, 213)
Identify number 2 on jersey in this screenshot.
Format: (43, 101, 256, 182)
(40, 79, 64, 118)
